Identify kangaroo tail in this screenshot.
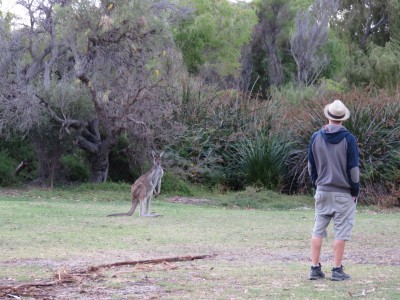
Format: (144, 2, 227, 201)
(107, 201, 138, 217)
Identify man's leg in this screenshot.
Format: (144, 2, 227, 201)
(331, 192, 355, 281)
(334, 239, 345, 267)
(309, 191, 331, 280)
(311, 236, 323, 266)
(309, 236, 325, 280)
(331, 240, 350, 281)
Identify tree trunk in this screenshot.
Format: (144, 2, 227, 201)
(30, 130, 63, 186)
(266, 44, 284, 87)
(72, 119, 116, 183)
(88, 149, 110, 183)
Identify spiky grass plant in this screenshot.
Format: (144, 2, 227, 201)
(345, 100, 400, 205)
(286, 89, 400, 205)
(225, 133, 292, 190)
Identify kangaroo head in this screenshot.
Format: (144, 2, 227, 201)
(151, 151, 164, 167)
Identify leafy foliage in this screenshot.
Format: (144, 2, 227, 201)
(225, 133, 292, 190)
(344, 91, 400, 205)
(0, 136, 37, 181)
(286, 89, 400, 205)
(290, 0, 339, 86)
(174, 0, 257, 79)
(167, 76, 283, 187)
(60, 154, 90, 182)
(0, 0, 185, 183)
(0, 0, 399, 207)
(0, 151, 18, 186)
(161, 172, 194, 196)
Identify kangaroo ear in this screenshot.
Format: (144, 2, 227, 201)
(151, 150, 156, 157)
(160, 151, 164, 157)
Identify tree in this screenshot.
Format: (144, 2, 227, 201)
(239, 0, 296, 96)
(335, 0, 400, 90)
(174, 0, 256, 86)
(255, 0, 290, 87)
(333, 0, 392, 49)
(290, 0, 339, 86)
(0, 0, 184, 183)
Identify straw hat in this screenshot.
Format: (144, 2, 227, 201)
(323, 100, 350, 121)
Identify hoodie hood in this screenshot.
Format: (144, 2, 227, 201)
(319, 124, 350, 144)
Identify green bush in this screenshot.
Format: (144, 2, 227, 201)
(286, 89, 400, 205)
(63, 172, 193, 196)
(217, 186, 314, 210)
(225, 133, 292, 191)
(345, 96, 400, 205)
(72, 181, 130, 192)
(0, 136, 37, 181)
(169, 75, 283, 188)
(161, 172, 194, 196)
(0, 151, 18, 186)
(60, 155, 90, 182)
(108, 134, 137, 183)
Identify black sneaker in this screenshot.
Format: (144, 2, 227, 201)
(331, 265, 351, 281)
(309, 263, 325, 280)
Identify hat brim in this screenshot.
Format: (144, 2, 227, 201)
(324, 105, 350, 121)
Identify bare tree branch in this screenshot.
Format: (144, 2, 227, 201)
(290, 0, 339, 86)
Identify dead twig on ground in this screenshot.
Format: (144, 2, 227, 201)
(87, 254, 216, 272)
(348, 287, 376, 297)
(0, 254, 216, 298)
(111, 261, 179, 277)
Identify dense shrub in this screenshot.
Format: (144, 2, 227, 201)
(343, 90, 400, 205)
(224, 133, 292, 191)
(60, 155, 90, 182)
(285, 88, 400, 206)
(161, 172, 194, 196)
(168, 76, 284, 188)
(0, 136, 37, 181)
(0, 151, 18, 186)
(108, 135, 137, 183)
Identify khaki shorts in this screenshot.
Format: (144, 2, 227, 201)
(312, 191, 356, 241)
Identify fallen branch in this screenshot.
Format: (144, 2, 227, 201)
(0, 280, 71, 299)
(111, 261, 178, 277)
(15, 161, 29, 175)
(87, 254, 216, 272)
(348, 287, 376, 297)
(0, 254, 216, 298)
(0, 268, 95, 298)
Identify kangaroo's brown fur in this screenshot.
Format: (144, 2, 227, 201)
(107, 151, 164, 217)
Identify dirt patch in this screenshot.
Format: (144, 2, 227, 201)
(0, 189, 25, 197)
(165, 196, 212, 205)
(0, 255, 213, 300)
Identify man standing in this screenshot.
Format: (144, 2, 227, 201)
(308, 99, 360, 281)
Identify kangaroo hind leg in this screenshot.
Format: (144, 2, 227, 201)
(145, 194, 161, 217)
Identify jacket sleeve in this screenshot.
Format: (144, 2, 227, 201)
(308, 132, 319, 191)
(346, 134, 360, 197)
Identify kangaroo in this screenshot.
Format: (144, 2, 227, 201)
(107, 151, 164, 217)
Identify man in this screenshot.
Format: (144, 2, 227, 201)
(308, 99, 360, 281)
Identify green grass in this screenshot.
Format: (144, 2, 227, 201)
(0, 186, 399, 299)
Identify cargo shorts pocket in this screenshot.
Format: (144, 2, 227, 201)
(335, 194, 352, 212)
(315, 192, 329, 214)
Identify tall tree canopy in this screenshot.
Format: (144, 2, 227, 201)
(331, 0, 400, 90)
(333, 0, 395, 48)
(174, 0, 256, 85)
(0, 0, 184, 182)
(290, 0, 340, 86)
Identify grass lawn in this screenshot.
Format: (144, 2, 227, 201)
(0, 185, 399, 299)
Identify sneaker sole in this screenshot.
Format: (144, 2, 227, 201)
(330, 277, 350, 281)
